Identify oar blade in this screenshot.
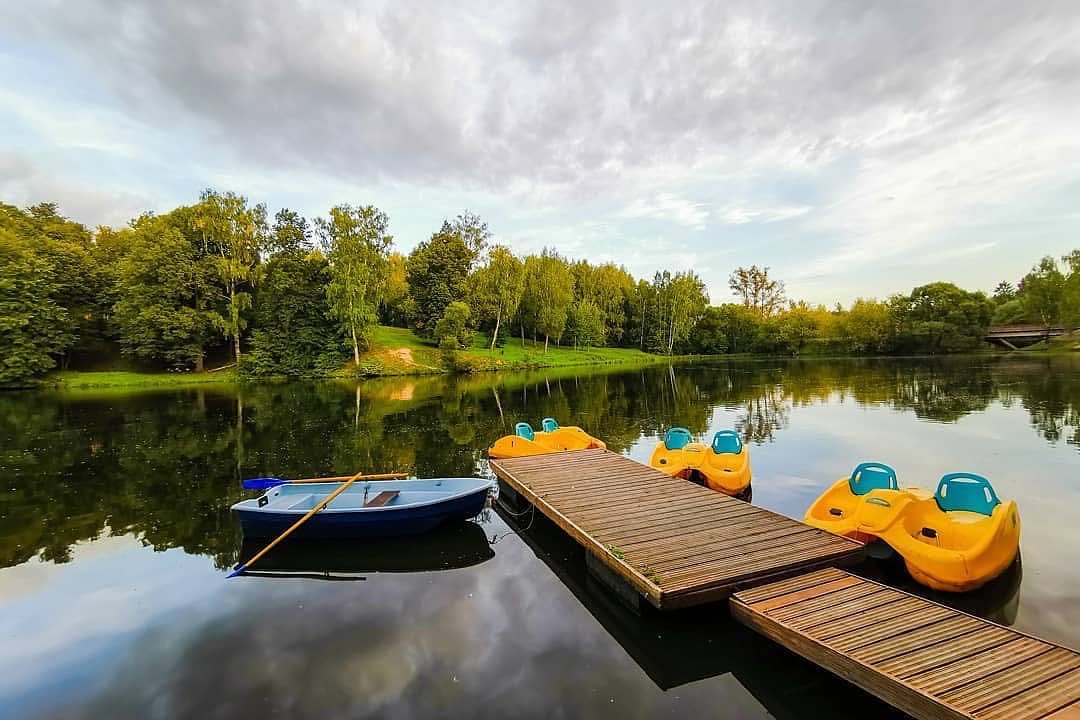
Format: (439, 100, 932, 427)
(242, 477, 286, 491)
(227, 565, 247, 578)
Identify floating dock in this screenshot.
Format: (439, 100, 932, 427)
(489, 448, 865, 609)
(731, 568, 1080, 720)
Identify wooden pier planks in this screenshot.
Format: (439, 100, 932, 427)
(731, 568, 1080, 720)
(489, 448, 864, 609)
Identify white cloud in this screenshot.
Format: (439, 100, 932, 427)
(1, 1, 1079, 302)
(621, 193, 709, 230)
(719, 204, 811, 225)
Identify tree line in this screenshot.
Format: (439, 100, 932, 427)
(1, 193, 1076, 385)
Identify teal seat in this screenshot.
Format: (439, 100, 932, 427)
(515, 422, 535, 441)
(542, 418, 559, 433)
(935, 473, 1000, 516)
(848, 462, 898, 496)
(663, 428, 693, 451)
(711, 430, 743, 455)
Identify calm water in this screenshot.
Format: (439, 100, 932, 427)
(2, 357, 1079, 719)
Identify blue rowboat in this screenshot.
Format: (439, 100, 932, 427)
(231, 477, 494, 539)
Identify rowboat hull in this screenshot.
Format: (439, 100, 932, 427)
(231, 478, 493, 539)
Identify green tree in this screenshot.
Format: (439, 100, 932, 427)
(468, 245, 524, 350)
(406, 224, 473, 336)
(520, 250, 575, 352)
(193, 190, 267, 362)
(378, 252, 411, 327)
(1019, 256, 1066, 326)
(688, 306, 729, 354)
(566, 299, 605, 348)
(713, 304, 760, 353)
(433, 301, 473, 348)
(993, 280, 1017, 304)
(777, 301, 821, 354)
(247, 212, 342, 377)
(572, 261, 633, 345)
(0, 227, 72, 384)
(318, 204, 393, 365)
(1, 202, 109, 367)
(891, 282, 992, 352)
(660, 271, 709, 354)
(837, 299, 894, 353)
(1059, 250, 1080, 327)
(113, 214, 219, 369)
(448, 211, 491, 259)
(729, 265, 786, 318)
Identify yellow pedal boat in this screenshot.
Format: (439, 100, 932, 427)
(880, 473, 1021, 593)
(804, 462, 904, 543)
(649, 428, 751, 498)
(488, 418, 606, 459)
(806, 466, 1020, 592)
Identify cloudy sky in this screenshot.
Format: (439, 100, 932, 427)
(2, 1, 1079, 304)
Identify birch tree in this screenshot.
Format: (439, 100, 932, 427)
(469, 245, 524, 350)
(193, 190, 267, 363)
(318, 204, 393, 365)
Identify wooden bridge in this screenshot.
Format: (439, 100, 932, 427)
(986, 324, 1070, 349)
(490, 448, 1080, 720)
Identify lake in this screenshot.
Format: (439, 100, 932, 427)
(1, 356, 1078, 719)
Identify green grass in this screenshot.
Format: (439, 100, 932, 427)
(40, 326, 688, 390)
(461, 334, 662, 369)
(44, 369, 238, 390)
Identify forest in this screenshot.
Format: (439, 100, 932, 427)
(2, 191, 1078, 385)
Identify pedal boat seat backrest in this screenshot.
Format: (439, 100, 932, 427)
(934, 472, 1000, 515)
(710, 430, 743, 455)
(848, 462, 899, 496)
(515, 422, 535, 441)
(663, 427, 693, 451)
(542, 418, 560, 433)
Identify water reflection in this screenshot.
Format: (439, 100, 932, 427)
(5, 356, 1080, 575)
(236, 521, 495, 579)
(1, 355, 1079, 717)
(496, 503, 907, 718)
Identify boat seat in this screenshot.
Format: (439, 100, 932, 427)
(848, 462, 898, 496)
(711, 430, 743, 455)
(935, 473, 1000, 515)
(515, 422, 535, 441)
(542, 418, 560, 432)
(663, 428, 693, 451)
(364, 490, 400, 508)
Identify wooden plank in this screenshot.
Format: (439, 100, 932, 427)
(1035, 700, 1080, 720)
(748, 575, 864, 613)
(731, 569, 1080, 720)
(731, 593, 971, 720)
(907, 638, 1050, 695)
(857, 618, 997, 669)
(940, 648, 1080, 713)
(766, 581, 885, 622)
(731, 567, 847, 604)
(363, 490, 399, 508)
(824, 604, 957, 651)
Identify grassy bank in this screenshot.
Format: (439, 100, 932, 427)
(358, 326, 674, 376)
(39, 326, 687, 389)
(42, 369, 239, 390)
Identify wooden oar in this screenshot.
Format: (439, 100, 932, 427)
(292, 472, 407, 484)
(242, 472, 408, 491)
(228, 470, 369, 578)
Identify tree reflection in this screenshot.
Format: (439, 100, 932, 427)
(3, 355, 1080, 570)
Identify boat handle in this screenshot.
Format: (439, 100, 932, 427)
(866, 498, 891, 507)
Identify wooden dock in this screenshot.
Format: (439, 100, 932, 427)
(731, 568, 1080, 720)
(489, 448, 864, 609)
